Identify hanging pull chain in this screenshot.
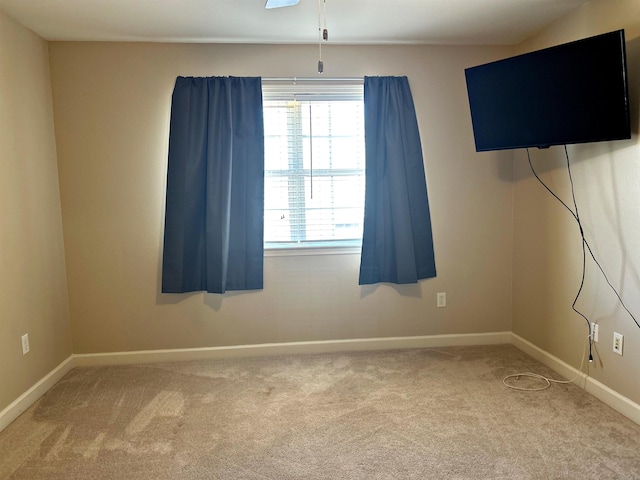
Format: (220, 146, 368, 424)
(323, 0, 328, 41)
(317, 0, 328, 73)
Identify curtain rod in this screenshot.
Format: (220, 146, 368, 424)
(263, 77, 363, 83)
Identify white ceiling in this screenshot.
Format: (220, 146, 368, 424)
(0, 0, 589, 45)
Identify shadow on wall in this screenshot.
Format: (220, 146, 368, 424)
(625, 36, 640, 137)
(360, 282, 423, 299)
(155, 284, 259, 311)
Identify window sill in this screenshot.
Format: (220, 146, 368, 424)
(265, 245, 361, 257)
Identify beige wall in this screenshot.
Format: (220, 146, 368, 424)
(6, 0, 640, 417)
(47, 42, 515, 354)
(0, 11, 72, 412)
(513, 0, 640, 404)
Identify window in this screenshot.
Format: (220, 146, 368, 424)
(262, 81, 365, 251)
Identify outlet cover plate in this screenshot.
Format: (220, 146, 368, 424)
(613, 332, 623, 356)
(21, 334, 30, 355)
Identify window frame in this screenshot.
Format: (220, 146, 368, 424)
(262, 80, 365, 256)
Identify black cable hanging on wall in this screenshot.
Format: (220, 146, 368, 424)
(504, 146, 640, 392)
(526, 146, 640, 360)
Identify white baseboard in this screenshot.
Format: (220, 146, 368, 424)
(510, 333, 589, 386)
(0, 355, 75, 432)
(73, 331, 513, 366)
(511, 333, 640, 425)
(4, 331, 638, 434)
(584, 376, 640, 426)
(0, 332, 510, 432)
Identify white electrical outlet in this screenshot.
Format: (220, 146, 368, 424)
(437, 292, 447, 308)
(591, 323, 599, 343)
(21, 334, 30, 355)
(613, 332, 623, 356)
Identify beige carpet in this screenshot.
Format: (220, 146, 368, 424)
(1, 345, 640, 479)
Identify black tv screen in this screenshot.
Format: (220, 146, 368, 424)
(465, 30, 631, 152)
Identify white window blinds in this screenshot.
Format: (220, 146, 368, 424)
(262, 80, 365, 249)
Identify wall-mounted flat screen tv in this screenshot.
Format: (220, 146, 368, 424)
(465, 29, 631, 152)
